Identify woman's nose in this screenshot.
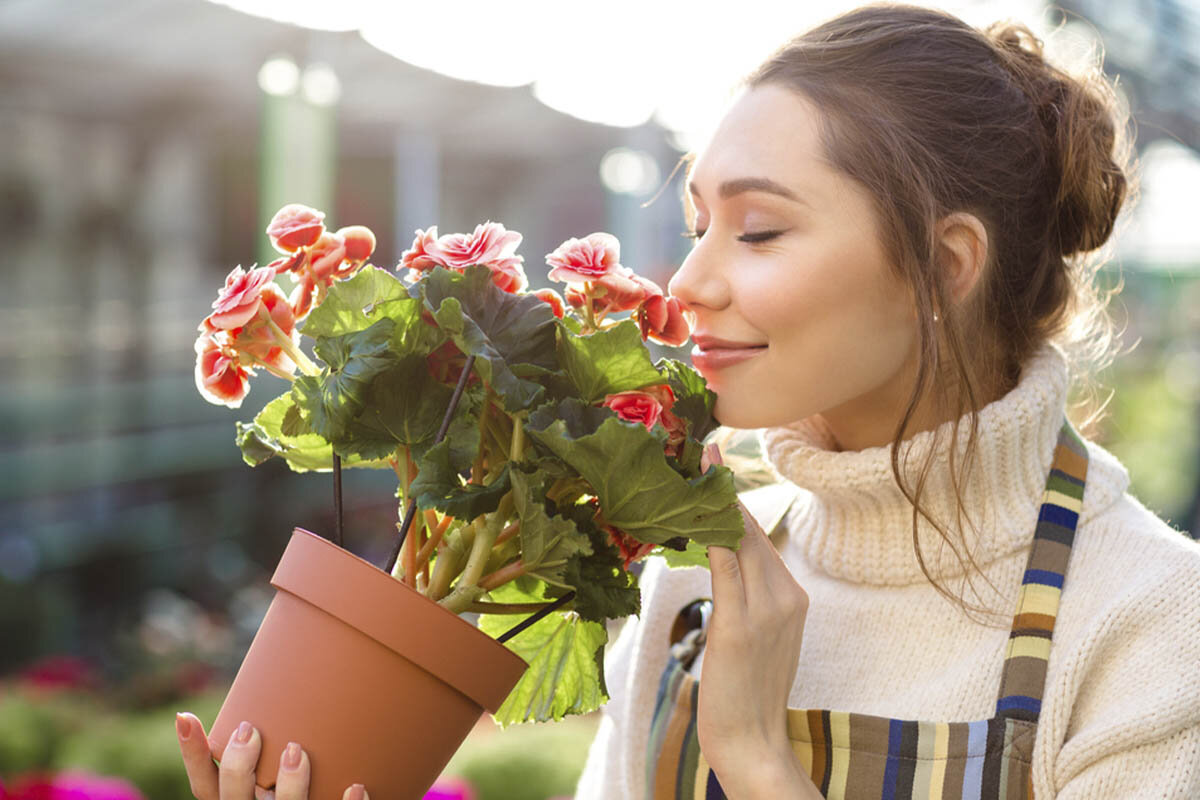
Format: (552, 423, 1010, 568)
(667, 241, 728, 311)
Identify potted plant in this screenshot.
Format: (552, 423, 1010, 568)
(193, 204, 743, 799)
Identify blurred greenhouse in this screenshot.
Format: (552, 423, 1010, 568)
(0, 0, 1197, 798)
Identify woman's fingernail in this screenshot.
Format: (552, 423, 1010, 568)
(175, 713, 191, 741)
(705, 443, 724, 466)
(234, 720, 253, 745)
(282, 742, 302, 770)
(346, 784, 366, 800)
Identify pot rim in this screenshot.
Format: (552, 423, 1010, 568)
(270, 528, 528, 712)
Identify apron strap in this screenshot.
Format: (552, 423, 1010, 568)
(995, 420, 1089, 721)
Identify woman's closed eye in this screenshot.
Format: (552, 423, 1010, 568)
(681, 229, 785, 243)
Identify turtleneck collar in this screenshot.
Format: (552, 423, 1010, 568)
(759, 344, 1128, 586)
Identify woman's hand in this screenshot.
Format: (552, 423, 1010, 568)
(174, 713, 368, 800)
(697, 445, 820, 799)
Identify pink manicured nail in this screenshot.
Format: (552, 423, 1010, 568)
(347, 784, 366, 800)
(234, 720, 253, 745)
(282, 742, 302, 770)
(175, 713, 191, 741)
(705, 443, 724, 466)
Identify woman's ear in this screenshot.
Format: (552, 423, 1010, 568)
(936, 212, 989, 306)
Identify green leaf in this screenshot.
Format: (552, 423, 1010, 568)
(301, 266, 413, 338)
(557, 319, 665, 403)
(527, 397, 616, 444)
(235, 393, 384, 472)
(292, 318, 396, 441)
(479, 611, 608, 726)
(409, 441, 512, 519)
(419, 266, 557, 412)
(657, 357, 720, 444)
(510, 470, 592, 587)
(527, 414, 742, 548)
(551, 516, 641, 622)
(656, 539, 712, 569)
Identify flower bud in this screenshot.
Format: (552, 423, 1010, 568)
(266, 204, 326, 253)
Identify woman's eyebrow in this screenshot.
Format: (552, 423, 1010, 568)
(687, 176, 806, 205)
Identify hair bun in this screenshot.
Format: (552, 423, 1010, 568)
(987, 22, 1130, 257)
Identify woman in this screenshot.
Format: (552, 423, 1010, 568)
(575, 5, 1200, 799)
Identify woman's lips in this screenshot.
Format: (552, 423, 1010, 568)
(690, 342, 768, 373)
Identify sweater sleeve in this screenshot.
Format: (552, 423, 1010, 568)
(1042, 508, 1200, 798)
(1054, 724, 1200, 799)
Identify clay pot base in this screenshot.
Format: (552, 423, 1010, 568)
(210, 528, 527, 799)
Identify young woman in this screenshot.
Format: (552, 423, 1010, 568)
(575, 5, 1200, 799)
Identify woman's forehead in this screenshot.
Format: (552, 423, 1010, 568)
(688, 85, 829, 198)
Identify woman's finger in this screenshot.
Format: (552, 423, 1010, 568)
(218, 721, 263, 800)
(341, 785, 368, 800)
(176, 712, 219, 800)
(707, 543, 746, 610)
(272, 742, 310, 800)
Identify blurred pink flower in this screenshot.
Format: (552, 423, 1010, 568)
(16, 655, 98, 692)
(206, 266, 277, 331)
(338, 225, 377, 263)
(399, 222, 527, 293)
(308, 231, 348, 281)
(266, 203, 326, 253)
(422, 777, 476, 800)
(5, 770, 145, 800)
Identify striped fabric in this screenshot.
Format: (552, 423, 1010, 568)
(645, 422, 1087, 799)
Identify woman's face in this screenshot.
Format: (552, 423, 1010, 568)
(668, 85, 922, 447)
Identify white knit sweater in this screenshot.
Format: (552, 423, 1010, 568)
(575, 345, 1200, 798)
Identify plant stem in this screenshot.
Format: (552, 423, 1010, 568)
(261, 309, 320, 376)
(479, 558, 528, 591)
(427, 523, 472, 601)
(246, 354, 296, 381)
(472, 401, 491, 484)
(416, 511, 453, 571)
(510, 411, 526, 464)
(494, 520, 520, 547)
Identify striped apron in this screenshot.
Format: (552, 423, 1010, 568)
(646, 421, 1089, 799)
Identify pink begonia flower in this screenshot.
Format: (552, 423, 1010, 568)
(308, 231, 348, 281)
(194, 332, 251, 408)
(337, 225, 377, 263)
(532, 288, 565, 318)
(16, 655, 98, 692)
(234, 283, 298, 374)
(266, 203, 326, 254)
(545, 232, 621, 284)
(6, 770, 145, 800)
(206, 266, 277, 331)
(602, 384, 676, 432)
(422, 777, 476, 800)
(399, 222, 528, 293)
(638, 294, 691, 346)
(289, 273, 318, 320)
(591, 505, 656, 569)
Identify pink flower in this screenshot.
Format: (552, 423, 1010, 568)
(195, 332, 251, 408)
(602, 384, 676, 431)
(638, 294, 690, 346)
(206, 266, 277, 331)
(546, 232, 621, 284)
(266, 204, 326, 253)
(399, 222, 528, 293)
(337, 225, 377, 263)
(17, 655, 98, 692)
(592, 508, 655, 569)
(308, 231, 348, 281)
(533, 288, 565, 319)
(6, 770, 145, 800)
(422, 778, 476, 800)
(234, 283, 298, 374)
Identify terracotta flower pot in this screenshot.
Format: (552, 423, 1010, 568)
(209, 528, 528, 799)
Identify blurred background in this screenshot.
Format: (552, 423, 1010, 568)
(0, 0, 1197, 798)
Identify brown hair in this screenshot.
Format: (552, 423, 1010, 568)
(737, 4, 1133, 616)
